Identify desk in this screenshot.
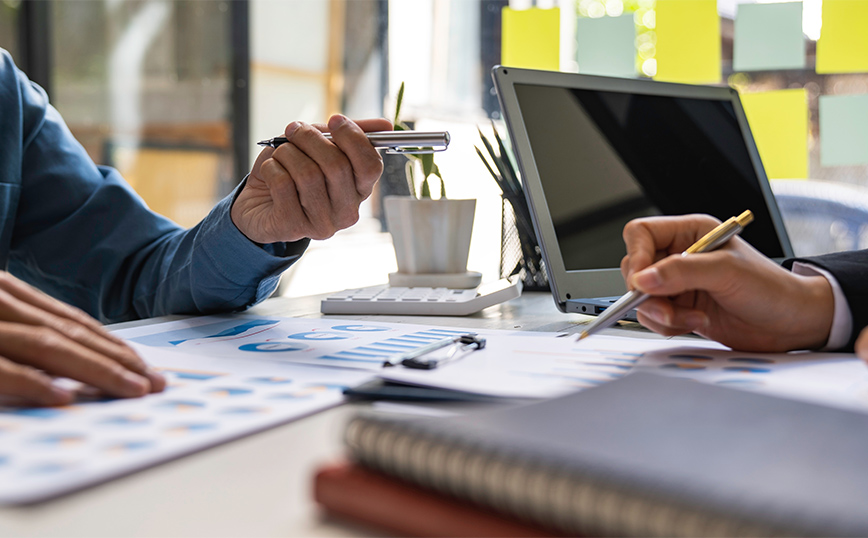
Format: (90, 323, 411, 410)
(0, 291, 631, 538)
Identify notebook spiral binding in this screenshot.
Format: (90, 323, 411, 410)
(345, 416, 778, 537)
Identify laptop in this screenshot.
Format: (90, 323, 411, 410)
(492, 66, 794, 318)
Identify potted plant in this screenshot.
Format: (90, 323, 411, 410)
(383, 83, 479, 288)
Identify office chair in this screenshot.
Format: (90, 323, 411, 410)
(771, 179, 868, 257)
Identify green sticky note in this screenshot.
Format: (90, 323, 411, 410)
(502, 7, 560, 71)
(741, 89, 808, 180)
(817, 0, 868, 74)
(654, 0, 720, 84)
(820, 95, 868, 167)
(576, 15, 636, 78)
(734, 2, 804, 72)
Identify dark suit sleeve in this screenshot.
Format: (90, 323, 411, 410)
(783, 250, 868, 350)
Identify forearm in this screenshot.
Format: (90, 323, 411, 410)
(121, 184, 309, 321)
(12, 173, 308, 323)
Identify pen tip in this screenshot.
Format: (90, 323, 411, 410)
(577, 331, 589, 341)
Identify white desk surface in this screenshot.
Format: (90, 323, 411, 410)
(0, 291, 634, 538)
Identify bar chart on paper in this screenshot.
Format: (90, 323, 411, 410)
(126, 316, 483, 370)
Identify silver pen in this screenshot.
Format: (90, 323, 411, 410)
(257, 130, 450, 154)
(578, 210, 755, 341)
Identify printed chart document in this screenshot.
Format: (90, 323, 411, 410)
(2, 314, 868, 505)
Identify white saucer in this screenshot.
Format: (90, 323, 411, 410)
(388, 271, 483, 289)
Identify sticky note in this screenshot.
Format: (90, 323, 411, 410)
(576, 14, 636, 78)
(816, 0, 868, 74)
(740, 89, 808, 180)
(820, 94, 868, 167)
(502, 7, 560, 71)
(734, 2, 804, 72)
(654, 0, 720, 84)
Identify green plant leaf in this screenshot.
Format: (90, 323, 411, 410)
(420, 152, 435, 179)
(393, 82, 405, 127)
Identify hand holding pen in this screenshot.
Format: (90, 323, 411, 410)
(232, 115, 394, 244)
(581, 211, 836, 352)
(580, 211, 754, 341)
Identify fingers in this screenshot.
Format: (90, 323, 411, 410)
(0, 357, 72, 406)
(269, 133, 339, 238)
(635, 296, 709, 337)
(236, 116, 390, 243)
(0, 272, 165, 399)
(622, 214, 722, 281)
(272, 119, 364, 231)
(325, 115, 386, 200)
(0, 321, 152, 398)
(0, 282, 165, 394)
(629, 245, 761, 298)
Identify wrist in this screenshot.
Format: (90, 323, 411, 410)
(791, 274, 835, 350)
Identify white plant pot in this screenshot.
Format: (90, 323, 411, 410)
(383, 196, 476, 275)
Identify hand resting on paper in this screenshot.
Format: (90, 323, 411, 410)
(620, 214, 836, 353)
(232, 115, 392, 244)
(0, 271, 165, 406)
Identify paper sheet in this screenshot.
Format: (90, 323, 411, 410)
(4, 314, 868, 505)
(0, 340, 373, 505)
(654, 0, 720, 84)
(816, 0, 868, 74)
(501, 7, 560, 71)
(733, 2, 804, 72)
(740, 89, 809, 179)
(382, 334, 868, 414)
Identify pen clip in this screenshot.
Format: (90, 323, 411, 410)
(382, 334, 486, 370)
(384, 145, 449, 155)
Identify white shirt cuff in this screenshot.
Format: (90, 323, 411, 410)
(791, 261, 852, 350)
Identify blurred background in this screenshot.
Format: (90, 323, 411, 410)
(2, 0, 867, 297)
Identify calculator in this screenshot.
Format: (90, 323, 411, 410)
(320, 277, 522, 316)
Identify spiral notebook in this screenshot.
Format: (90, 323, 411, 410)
(344, 373, 868, 537)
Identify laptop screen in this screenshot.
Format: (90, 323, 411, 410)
(513, 82, 787, 271)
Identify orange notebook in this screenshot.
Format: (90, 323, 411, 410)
(313, 461, 562, 538)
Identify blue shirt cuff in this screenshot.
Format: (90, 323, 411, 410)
(197, 180, 310, 305)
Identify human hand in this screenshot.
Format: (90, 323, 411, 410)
(620, 214, 834, 352)
(0, 272, 165, 406)
(232, 115, 393, 244)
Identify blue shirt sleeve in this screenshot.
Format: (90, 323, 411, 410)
(1, 49, 308, 323)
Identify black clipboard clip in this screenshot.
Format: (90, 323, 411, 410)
(382, 334, 486, 370)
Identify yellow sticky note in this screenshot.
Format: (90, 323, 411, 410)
(502, 7, 560, 71)
(816, 0, 868, 74)
(654, 0, 720, 84)
(740, 89, 808, 180)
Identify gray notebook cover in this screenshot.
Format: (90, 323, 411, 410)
(349, 372, 868, 536)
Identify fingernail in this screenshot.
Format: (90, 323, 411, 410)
(647, 305, 671, 326)
(328, 114, 347, 130)
(146, 368, 167, 393)
(123, 371, 150, 395)
(49, 385, 72, 405)
(285, 121, 301, 138)
(633, 267, 663, 291)
(685, 312, 709, 329)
